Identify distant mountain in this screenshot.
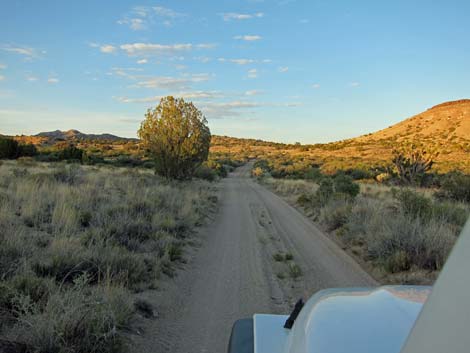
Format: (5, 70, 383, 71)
(34, 129, 129, 142)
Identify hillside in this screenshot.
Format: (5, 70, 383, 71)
(212, 99, 470, 173)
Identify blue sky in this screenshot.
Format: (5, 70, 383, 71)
(1, 0, 469, 143)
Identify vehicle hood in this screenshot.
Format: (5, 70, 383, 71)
(254, 286, 431, 353)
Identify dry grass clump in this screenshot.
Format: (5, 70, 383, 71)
(0, 161, 215, 352)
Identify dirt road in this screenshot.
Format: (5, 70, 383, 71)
(132, 163, 377, 353)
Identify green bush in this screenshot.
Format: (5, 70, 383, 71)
(56, 144, 84, 161)
(316, 178, 334, 203)
(194, 164, 218, 181)
(394, 189, 432, 220)
(438, 172, 470, 203)
(333, 174, 360, 198)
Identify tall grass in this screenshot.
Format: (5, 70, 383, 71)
(0, 161, 215, 352)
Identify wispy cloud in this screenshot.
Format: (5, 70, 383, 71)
(247, 69, 258, 78)
(0, 64, 6, 70)
(0, 75, 5, 81)
(245, 90, 263, 96)
(100, 44, 117, 53)
(199, 100, 262, 118)
(312, 83, 320, 89)
(278, 66, 289, 73)
(116, 90, 222, 103)
(47, 77, 59, 84)
(137, 59, 148, 64)
(119, 42, 215, 57)
(349, 81, 360, 87)
(218, 58, 255, 65)
(1, 44, 44, 60)
(118, 5, 187, 30)
(234, 35, 262, 41)
(26, 76, 39, 82)
(132, 73, 211, 90)
(221, 12, 264, 21)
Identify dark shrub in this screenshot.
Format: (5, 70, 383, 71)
(0, 137, 19, 159)
(194, 164, 217, 181)
(394, 189, 432, 220)
(438, 172, 470, 203)
(333, 174, 360, 198)
(57, 144, 84, 161)
(317, 178, 334, 203)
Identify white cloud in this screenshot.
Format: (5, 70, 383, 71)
(119, 42, 213, 56)
(278, 66, 289, 73)
(245, 90, 263, 96)
(221, 12, 264, 21)
(349, 81, 360, 87)
(100, 44, 117, 53)
(312, 83, 320, 89)
(133, 73, 211, 90)
(137, 59, 148, 64)
(47, 77, 59, 84)
(0, 75, 4, 81)
(118, 5, 187, 30)
(116, 90, 222, 103)
(234, 35, 262, 41)
(26, 76, 38, 82)
(153, 6, 186, 19)
(194, 56, 211, 63)
(247, 69, 258, 79)
(1, 44, 43, 60)
(199, 100, 262, 119)
(0, 64, 6, 69)
(218, 58, 255, 65)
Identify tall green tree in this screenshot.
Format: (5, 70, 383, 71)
(138, 96, 211, 180)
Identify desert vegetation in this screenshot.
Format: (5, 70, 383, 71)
(258, 160, 469, 284)
(0, 160, 216, 349)
(138, 97, 211, 180)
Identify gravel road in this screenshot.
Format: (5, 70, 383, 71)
(132, 162, 377, 353)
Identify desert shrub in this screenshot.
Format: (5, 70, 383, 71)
(437, 172, 470, 203)
(366, 213, 454, 271)
(0, 137, 19, 159)
(273, 252, 284, 262)
(319, 195, 352, 231)
(7, 274, 133, 353)
(316, 178, 334, 203)
(394, 188, 433, 220)
(431, 201, 469, 227)
(194, 164, 218, 181)
(346, 168, 371, 180)
(333, 174, 360, 198)
(18, 143, 38, 157)
(56, 144, 84, 161)
(303, 167, 323, 181)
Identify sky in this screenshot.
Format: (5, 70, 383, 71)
(1, 0, 469, 143)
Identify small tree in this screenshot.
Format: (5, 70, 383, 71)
(391, 143, 437, 185)
(138, 96, 211, 180)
